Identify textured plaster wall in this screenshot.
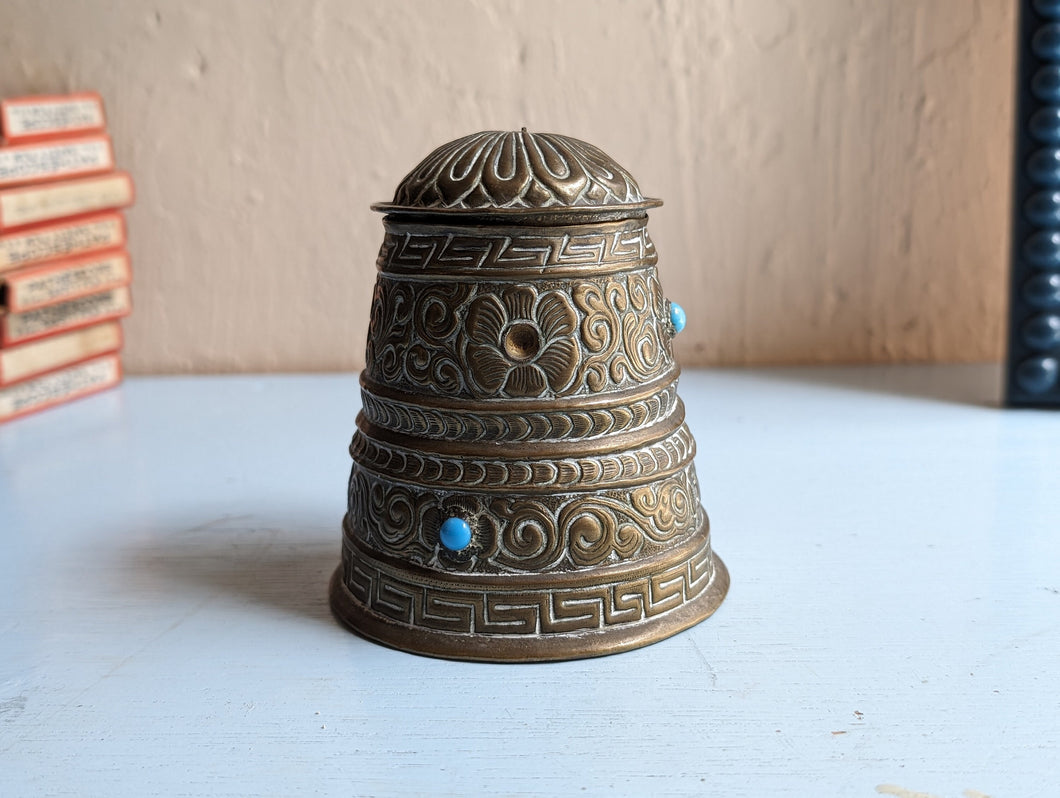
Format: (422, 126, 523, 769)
(0, 0, 1014, 372)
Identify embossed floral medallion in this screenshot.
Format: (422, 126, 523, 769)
(465, 286, 579, 397)
(331, 130, 729, 662)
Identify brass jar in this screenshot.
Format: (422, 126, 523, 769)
(330, 130, 728, 661)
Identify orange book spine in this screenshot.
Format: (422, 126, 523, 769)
(2, 248, 131, 313)
(0, 134, 114, 189)
(1, 92, 106, 144)
(0, 211, 126, 274)
(0, 172, 134, 231)
(0, 321, 122, 387)
(0, 352, 121, 423)
(0, 285, 132, 346)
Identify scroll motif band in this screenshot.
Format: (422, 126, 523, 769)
(346, 462, 704, 573)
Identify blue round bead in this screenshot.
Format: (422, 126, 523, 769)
(1022, 313, 1060, 350)
(1033, 24, 1060, 61)
(669, 301, 687, 334)
(1033, 66, 1060, 103)
(1031, 107, 1060, 144)
(439, 517, 472, 551)
(1024, 272, 1060, 309)
(1027, 147, 1060, 185)
(1016, 356, 1059, 395)
(1024, 189, 1060, 226)
(1036, 0, 1060, 19)
(1023, 230, 1060, 269)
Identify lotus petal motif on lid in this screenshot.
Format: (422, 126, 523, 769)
(389, 130, 651, 210)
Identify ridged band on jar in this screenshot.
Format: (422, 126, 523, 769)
(350, 409, 694, 489)
(358, 378, 680, 444)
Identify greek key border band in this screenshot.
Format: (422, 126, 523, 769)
(378, 216, 656, 278)
(336, 521, 720, 638)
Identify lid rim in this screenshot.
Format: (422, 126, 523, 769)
(371, 198, 663, 224)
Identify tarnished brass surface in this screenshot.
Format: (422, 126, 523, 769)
(331, 130, 728, 661)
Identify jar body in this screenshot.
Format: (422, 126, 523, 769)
(331, 213, 728, 661)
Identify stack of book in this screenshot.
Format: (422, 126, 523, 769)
(0, 92, 133, 423)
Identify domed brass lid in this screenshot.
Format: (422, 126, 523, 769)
(371, 129, 662, 224)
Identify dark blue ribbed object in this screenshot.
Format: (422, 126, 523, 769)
(1007, 1, 1060, 406)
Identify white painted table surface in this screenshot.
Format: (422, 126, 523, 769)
(0, 365, 1057, 798)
